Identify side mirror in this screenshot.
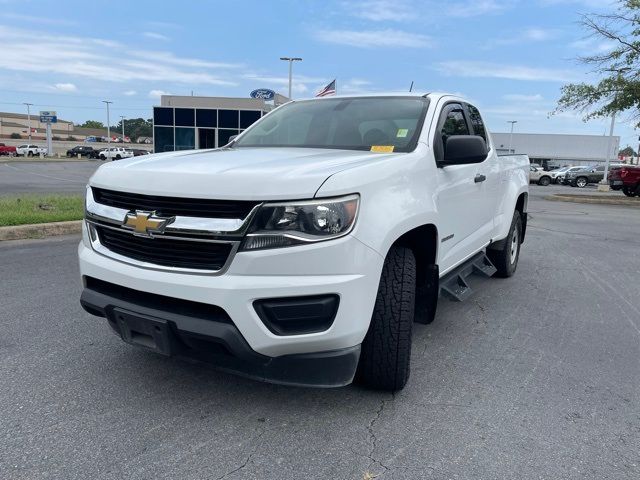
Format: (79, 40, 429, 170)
(440, 135, 488, 166)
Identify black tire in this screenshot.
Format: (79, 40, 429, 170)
(575, 177, 588, 188)
(538, 176, 551, 186)
(115, 155, 121, 160)
(622, 186, 635, 197)
(356, 246, 416, 391)
(100, 155, 106, 161)
(27, 151, 33, 157)
(487, 210, 522, 278)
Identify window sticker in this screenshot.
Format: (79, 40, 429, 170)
(396, 128, 409, 138)
(370, 145, 395, 153)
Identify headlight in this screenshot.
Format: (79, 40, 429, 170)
(240, 194, 359, 251)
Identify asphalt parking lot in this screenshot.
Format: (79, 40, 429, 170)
(0, 161, 101, 195)
(1, 189, 639, 480)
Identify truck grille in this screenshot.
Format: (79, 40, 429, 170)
(92, 187, 259, 219)
(95, 226, 233, 271)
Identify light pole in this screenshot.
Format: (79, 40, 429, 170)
(23, 102, 33, 143)
(279, 57, 302, 99)
(601, 67, 631, 188)
(120, 115, 125, 143)
(102, 100, 112, 147)
(507, 120, 517, 154)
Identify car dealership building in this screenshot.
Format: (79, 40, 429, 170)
(492, 132, 621, 169)
(153, 94, 288, 152)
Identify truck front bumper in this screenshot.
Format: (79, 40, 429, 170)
(78, 224, 383, 386)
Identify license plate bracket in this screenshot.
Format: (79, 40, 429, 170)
(112, 308, 174, 356)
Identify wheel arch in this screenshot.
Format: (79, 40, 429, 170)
(389, 223, 438, 285)
(515, 191, 528, 243)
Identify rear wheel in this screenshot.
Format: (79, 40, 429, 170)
(622, 186, 635, 197)
(115, 155, 121, 160)
(487, 210, 522, 278)
(356, 246, 415, 391)
(27, 151, 33, 157)
(576, 177, 588, 188)
(538, 176, 551, 186)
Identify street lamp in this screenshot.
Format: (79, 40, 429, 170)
(23, 102, 33, 143)
(120, 115, 125, 143)
(507, 120, 517, 154)
(279, 57, 302, 99)
(601, 67, 632, 187)
(102, 100, 112, 147)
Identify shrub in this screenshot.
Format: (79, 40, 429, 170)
(67, 136, 77, 141)
(10, 132, 21, 139)
(52, 136, 61, 141)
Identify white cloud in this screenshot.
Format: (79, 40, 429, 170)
(52, 82, 77, 92)
(569, 37, 615, 54)
(437, 60, 582, 82)
(446, 0, 513, 17)
(142, 32, 170, 41)
(1, 12, 76, 26)
(342, 0, 414, 22)
(123, 90, 137, 96)
(523, 28, 556, 41)
(502, 93, 545, 102)
(313, 28, 432, 48)
(0, 26, 240, 87)
(149, 89, 170, 98)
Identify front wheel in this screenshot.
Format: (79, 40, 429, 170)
(487, 210, 522, 278)
(538, 176, 551, 186)
(115, 155, 121, 160)
(356, 246, 415, 391)
(576, 177, 588, 188)
(27, 151, 33, 157)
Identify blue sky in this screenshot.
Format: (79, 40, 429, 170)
(0, 0, 635, 147)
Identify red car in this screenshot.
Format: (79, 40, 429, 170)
(0, 143, 17, 157)
(609, 165, 640, 197)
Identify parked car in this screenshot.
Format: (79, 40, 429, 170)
(66, 145, 98, 158)
(0, 143, 17, 157)
(609, 165, 640, 196)
(566, 164, 625, 188)
(16, 144, 47, 157)
(85, 136, 97, 143)
(129, 148, 151, 157)
(529, 165, 552, 186)
(98, 147, 134, 161)
(558, 166, 590, 185)
(549, 166, 571, 184)
(79, 92, 529, 391)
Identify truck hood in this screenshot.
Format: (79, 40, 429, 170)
(90, 147, 400, 200)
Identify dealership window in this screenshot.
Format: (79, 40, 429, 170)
(218, 128, 240, 147)
(196, 109, 217, 128)
(154, 127, 174, 152)
(240, 110, 261, 129)
(219, 109, 239, 129)
(154, 107, 174, 126)
(175, 108, 195, 127)
(175, 127, 195, 150)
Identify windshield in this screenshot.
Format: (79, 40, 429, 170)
(233, 96, 429, 153)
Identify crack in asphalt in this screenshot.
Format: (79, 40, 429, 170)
(214, 428, 266, 480)
(364, 394, 394, 478)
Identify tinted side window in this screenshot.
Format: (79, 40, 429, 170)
(466, 104, 487, 144)
(441, 109, 469, 137)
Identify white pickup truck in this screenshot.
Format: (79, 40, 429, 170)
(16, 144, 48, 157)
(79, 93, 529, 391)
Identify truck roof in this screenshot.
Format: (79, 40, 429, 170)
(293, 92, 463, 102)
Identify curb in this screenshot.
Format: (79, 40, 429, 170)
(1, 158, 96, 163)
(546, 194, 640, 206)
(0, 220, 82, 241)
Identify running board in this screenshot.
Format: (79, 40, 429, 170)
(439, 252, 497, 302)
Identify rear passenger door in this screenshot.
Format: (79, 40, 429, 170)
(433, 103, 495, 274)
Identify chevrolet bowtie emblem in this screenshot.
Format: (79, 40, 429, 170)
(122, 211, 174, 237)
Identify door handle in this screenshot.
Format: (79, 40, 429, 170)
(474, 174, 486, 183)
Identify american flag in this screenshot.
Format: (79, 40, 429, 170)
(316, 79, 336, 97)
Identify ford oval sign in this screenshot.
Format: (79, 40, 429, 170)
(250, 88, 276, 100)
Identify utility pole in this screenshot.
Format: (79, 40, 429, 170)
(507, 120, 517, 154)
(102, 100, 112, 147)
(23, 103, 33, 143)
(279, 57, 302, 99)
(120, 115, 125, 143)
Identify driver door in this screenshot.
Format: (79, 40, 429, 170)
(433, 103, 494, 274)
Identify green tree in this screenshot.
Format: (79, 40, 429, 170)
(111, 118, 153, 142)
(619, 145, 637, 156)
(79, 120, 105, 129)
(555, 0, 640, 125)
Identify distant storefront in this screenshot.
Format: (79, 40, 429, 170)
(153, 94, 288, 152)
